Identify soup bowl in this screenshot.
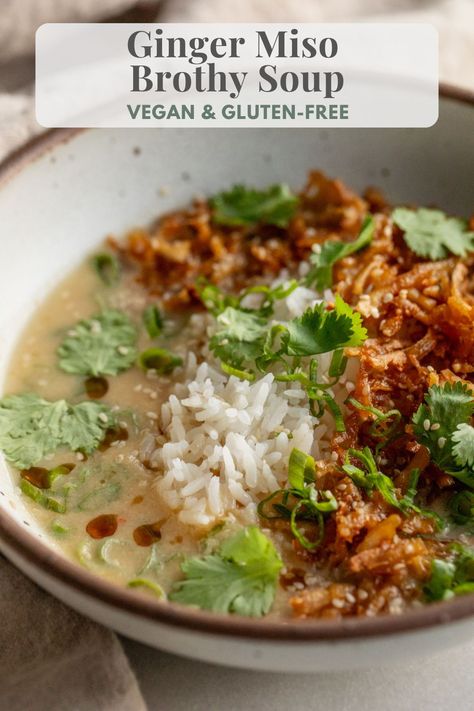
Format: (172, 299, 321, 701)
(0, 85, 474, 672)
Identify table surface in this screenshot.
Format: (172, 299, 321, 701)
(121, 636, 473, 711)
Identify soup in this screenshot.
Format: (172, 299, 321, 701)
(2, 171, 474, 619)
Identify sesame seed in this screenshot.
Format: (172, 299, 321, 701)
(76, 452, 85, 461)
(383, 292, 394, 303)
(98, 412, 108, 424)
(147, 411, 158, 420)
(430, 423, 441, 431)
(117, 345, 129, 355)
(331, 451, 338, 462)
(370, 307, 380, 319)
(332, 598, 345, 609)
(358, 589, 369, 600)
(423, 419, 431, 431)
(346, 381, 355, 392)
(438, 437, 447, 449)
(346, 592, 356, 604)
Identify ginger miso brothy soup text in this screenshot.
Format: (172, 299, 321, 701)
(2, 171, 474, 617)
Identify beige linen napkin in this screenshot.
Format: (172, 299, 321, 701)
(0, 558, 145, 711)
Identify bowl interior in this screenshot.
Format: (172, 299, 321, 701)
(0, 93, 473, 553)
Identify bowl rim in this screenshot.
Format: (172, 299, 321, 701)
(1, 82, 474, 643)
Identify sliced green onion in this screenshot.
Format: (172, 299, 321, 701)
(92, 253, 120, 286)
(449, 491, 474, 525)
(76, 482, 121, 512)
(143, 305, 164, 339)
(51, 519, 70, 535)
(98, 538, 131, 567)
(288, 448, 316, 490)
(128, 578, 166, 598)
(290, 500, 324, 550)
(20, 479, 66, 513)
(138, 348, 183, 374)
(220, 361, 255, 381)
(328, 349, 348, 379)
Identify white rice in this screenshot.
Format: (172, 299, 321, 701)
(139, 284, 355, 528)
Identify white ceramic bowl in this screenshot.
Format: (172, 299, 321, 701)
(1, 86, 474, 672)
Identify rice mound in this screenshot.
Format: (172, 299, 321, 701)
(139, 284, 351, 528)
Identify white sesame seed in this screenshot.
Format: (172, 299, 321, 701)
(423, 419, 431, 431)
(147, 411, 158, 420)
(332, 598, 345, 609)
(383, 292, 394, 303)
(98, 412, 108, 424)
(346, 381, 355, 392)
(331, 451, 338, 461)
(430, 423, 441, 431)
(438, 437, 447, 449)
(117, 345, 129, 355)
(358, 589, 369, 600)
(76, 452, 85, 461)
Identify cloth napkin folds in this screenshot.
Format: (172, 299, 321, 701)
(0, 1, 473, 709)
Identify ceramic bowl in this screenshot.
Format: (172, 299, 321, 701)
(1, 86, 474, 672)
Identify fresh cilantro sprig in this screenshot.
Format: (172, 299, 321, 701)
(342, 446, 442, 526)
(0, 393, 117, 469)
(424, 544, 474, 601)
(258, 448, 338, 550)
(412, 382, 474, 488)
(305, 215, 374, 291)
(58, 309, 138, 378)
(211, 184, 298, 228)
(393, 207, 474, 260)
(170, 526, 282, 616)
(199, 277, 367, 427)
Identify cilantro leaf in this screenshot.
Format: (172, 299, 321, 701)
(0, 393, 116, 469)
(211, 184, 298, 228)
(392, 207, 474, 260)
(425, 544, 474, 601)
(424, 559, 457, 601)
(452, 423, 474, 468)
(305, 215, 374, 291)
(170, 526, 282, 616)
(412, 382, 474, 487)
(216, 307, 268, 342)
(281, 295, 366, 356)
(209, 307, 268, 370)
(61, 402, 116, 454)
(58, 309, 138, 377)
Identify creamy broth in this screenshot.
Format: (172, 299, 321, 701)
(5, 258, 305, 611)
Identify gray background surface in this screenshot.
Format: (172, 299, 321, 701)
(122, 636, 473, 710)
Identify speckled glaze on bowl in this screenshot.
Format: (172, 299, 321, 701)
(0, 85, 474, 672)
